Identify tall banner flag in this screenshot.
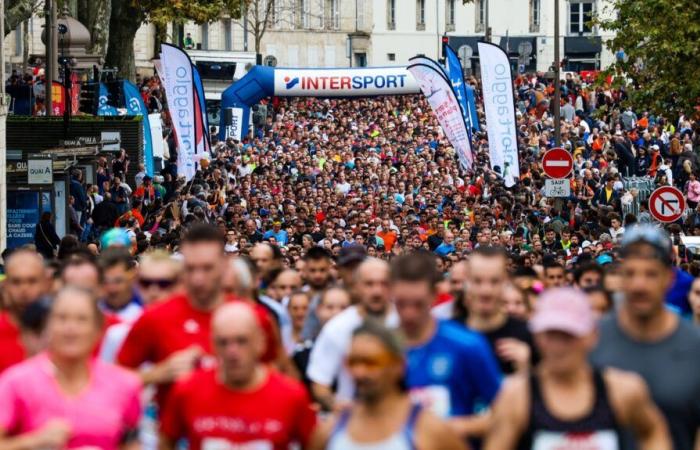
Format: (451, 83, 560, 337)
(123, 80, 155, 176)
(160, 44, 197, 181)
(478, 42, 520, 187)
(97, 83, 117, 116)
(408, 56, 473, 170)
(464, 84, 480, 132)
(192, 66, 211, 154)
(444, 45, 472, 135)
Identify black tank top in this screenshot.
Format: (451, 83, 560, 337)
(517, 369, 623, 450)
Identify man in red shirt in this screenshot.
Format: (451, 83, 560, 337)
(160, 302, 316, 450)
(0, 249, 48, 373)
(117, 224, 282, 407)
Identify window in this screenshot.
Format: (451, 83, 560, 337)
(388, 53, 396, 61)
(476, 0, 485, 32)
(529, 0, 540, 32)
(387, 0, 396, 30)
(269, 0, 280, 28)
(223, 19, 232, 51)
(416, 0, 425, 30)
(446, 0, 456, 30)
(296, 0, 309, 29)
(569, 0, 594, 35)
(201, 23, 209, 50)
(325, 0, 340, 29)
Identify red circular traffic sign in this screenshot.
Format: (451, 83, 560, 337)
(542, 148, 574, 179)
(649, 186, 685, 223)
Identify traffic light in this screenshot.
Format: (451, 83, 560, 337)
(79, 81, 98, 115)
(441, 35, 449, 58)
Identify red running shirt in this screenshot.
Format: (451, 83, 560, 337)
(161, 368, 316, 450)
(0, 312, 24, 374)
(117, 294, 278, 407)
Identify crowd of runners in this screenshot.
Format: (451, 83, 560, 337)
(0, 70, 700, 449)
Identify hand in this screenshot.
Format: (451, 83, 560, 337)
(495, 338, 531, 372)
(32, 419, 71, 449)
(161, 346, 203, 382)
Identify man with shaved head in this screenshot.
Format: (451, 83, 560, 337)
(160, 303, 316, 450)
(0, 249, 48, 372)
(432, 260, 469, 319)
(307, 257, 397, 411)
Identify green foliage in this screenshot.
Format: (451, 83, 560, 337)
(597, 0, 700, 118)
(134, 0, 244, 27)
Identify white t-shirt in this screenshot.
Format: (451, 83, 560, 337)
(306, 305, 399, 402)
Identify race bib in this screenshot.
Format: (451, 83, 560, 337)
(532, 430, 619, 450)
(202, 438, 273, 450)
(409, 385, 451, 418)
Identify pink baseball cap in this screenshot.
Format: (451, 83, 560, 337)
(529, 288, 595, 337)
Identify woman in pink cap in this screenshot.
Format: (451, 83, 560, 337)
(484, 287, 671, 450)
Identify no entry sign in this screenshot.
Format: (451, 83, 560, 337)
(649, 186, 685, 223)
(542, 148, 574, 179)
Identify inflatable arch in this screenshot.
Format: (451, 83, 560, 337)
(218, 65, 421, 140)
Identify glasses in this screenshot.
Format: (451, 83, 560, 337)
(139, 278, 176, 289)
(345, 354, 398, 370)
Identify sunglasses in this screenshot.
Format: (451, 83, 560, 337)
(139, 278, 176, 289)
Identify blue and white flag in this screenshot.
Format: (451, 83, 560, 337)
(123, 80, 154, 176)
(444, 45, 471, 135)
(97, 83, 117, 116)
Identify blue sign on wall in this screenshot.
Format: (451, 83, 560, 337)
(7, 191, 40, 250)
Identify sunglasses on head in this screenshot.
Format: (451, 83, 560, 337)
(139, 278, 176, 289)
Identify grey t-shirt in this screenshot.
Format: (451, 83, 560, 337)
(591, 314, 700, 450)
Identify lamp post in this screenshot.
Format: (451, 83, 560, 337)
(553, 0, 561, 146)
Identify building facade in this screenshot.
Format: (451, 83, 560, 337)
(4, 0, 616, 75)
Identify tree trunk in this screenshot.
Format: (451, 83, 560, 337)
(104, 0, 142, 79)
(75, 0, 110, 56)
(22, 19, 28, 73)
(153, 21, 166, 58)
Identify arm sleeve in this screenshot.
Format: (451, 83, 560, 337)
(117, 312, 155, 367)
(306, 326, 342, 386)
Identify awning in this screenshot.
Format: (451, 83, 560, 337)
(447, 36, 484, 58)
(564, 36, 602, 55)
(498, 36, 537, 56)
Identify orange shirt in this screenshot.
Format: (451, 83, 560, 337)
(377, 230, 397, 251)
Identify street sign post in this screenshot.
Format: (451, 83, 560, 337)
(544, 178, 571, 197)
(649, 186, 685, 223)
(542, 147, 574, 179)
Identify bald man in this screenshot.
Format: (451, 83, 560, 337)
(160, 303, 316, 450)
(432, 260, 469, 320)
(1, 249, 48, 372)
(307, 258, 398, 411)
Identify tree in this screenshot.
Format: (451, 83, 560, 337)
(4, 0, 41, 36)
(105, 0, 243, 80)
(596, 0, 700, 118)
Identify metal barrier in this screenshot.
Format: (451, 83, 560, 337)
(621, 176, 656, 217)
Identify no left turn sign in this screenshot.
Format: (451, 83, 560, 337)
(648, 186, 685, 223)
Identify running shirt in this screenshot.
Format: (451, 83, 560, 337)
(0, 312, 24, 373)
(405, 320, 502, 418)
(117, 294, 278, 407)
(327, 404, 422, 450)
(0, 353, 141, 450)
(160, 368, 316, 450)
(517, 369, 622, 450)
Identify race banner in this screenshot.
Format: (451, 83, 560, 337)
(97, 83, 118, 116)
(478, 42, 520, 187)
(123, 80, 154, 176)
(272, 67, 419, 97)
(160, 44, 197, 181)
(465, 84, 480, 132)
(192, 66, 211, 154)
(444, 45, 472, 136)
(408, 57, 473, 170)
